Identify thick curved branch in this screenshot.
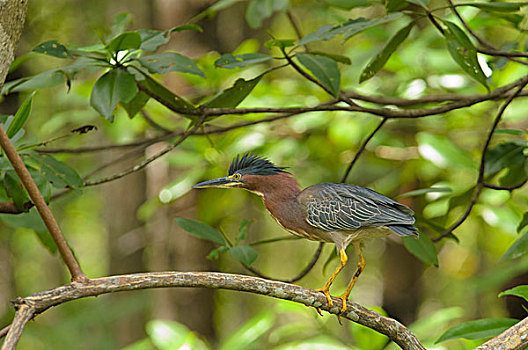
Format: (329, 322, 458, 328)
(3, 272, 425, 350)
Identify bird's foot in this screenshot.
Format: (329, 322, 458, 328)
(314, 287, 333, 308)
(338, 293, 349, 314)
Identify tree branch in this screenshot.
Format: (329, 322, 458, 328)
(0, 126, 87, 281)
(433, 79, 528, 242)
(1, 304, 33, 350)
(2, 272, 425, 350)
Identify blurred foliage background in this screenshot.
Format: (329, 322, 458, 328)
(2, 0, 528, 349)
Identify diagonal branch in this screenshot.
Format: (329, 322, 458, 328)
(0, 127, 87, 281)
(3, 272, 425, 350)
(474, 316, 528, 350)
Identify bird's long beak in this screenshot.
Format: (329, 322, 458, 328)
(193, 176, 242, 189)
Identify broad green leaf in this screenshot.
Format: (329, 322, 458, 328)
(485, 141, 526, 176)
(106, 31, 142, 54)
(90, 69, 138, 121)
(33, 154, 83, 189)
(215, 53, 273, 68)
(298, 13, 402, 46)
(436, 318, 518, 343)
(359, 22, 414, 83)
(0, 208, 56, 253)
(138, 25, 203, 52)
(385, 0, 408, 12)
(403, 234, 438, 266)
(518, 212, 528, 233)
(136, 71, 195, 114)
(7, 91, 35, 138)
(201, 75, 262, 108)
(3, 171, 29, 211)
(120, 91, 149, 119)
(137, 52, 204, 77)
(2, 69, 68, 94)
(32, 40, 72, 59)
(308, 51, 351, 65)
(172, 24, 203, 33)
(296, 53, 340, 97)
(110, 12, 133, 37)
(175, 218, 226, 244)
(499, 285, 528, 301)
(500, 230, 528, 261)
(396, 187, 452, 199)
(229, 245, 258, 266)
(443, 21, 488, 88)
(245, 0, 290, 29)
(220, 312, 275, 350)
(465, 2, 524, 12)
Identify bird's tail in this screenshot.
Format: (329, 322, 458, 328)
(388, 224, 419, 237)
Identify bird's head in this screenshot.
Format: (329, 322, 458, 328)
(193, 154, 291, 194)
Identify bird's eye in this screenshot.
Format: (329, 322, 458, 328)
(233, 173, 241, 180)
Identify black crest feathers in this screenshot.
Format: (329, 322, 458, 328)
(228, 154, 289, 176)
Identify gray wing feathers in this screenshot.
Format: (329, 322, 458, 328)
(303, 183, 417, 236)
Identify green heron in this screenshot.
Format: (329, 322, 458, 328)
(193, 154, 418, 313)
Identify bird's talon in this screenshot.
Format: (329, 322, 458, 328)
(339, 296, 348, 314)
(315, 307, 323, 317)
(315, 288, 333, 308)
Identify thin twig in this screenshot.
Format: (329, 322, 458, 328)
(140, 110, 172, 133)
(483, 179, 527, 191)
(5, 272, 426, 350)
(341, 118, 388, 183)
(0, 126, 87, 281)
(243, 242, 324, 283)
(84, 116, 206, 187)
(433, 78, 528, 242)
(446, 0, 528, 66)
(0, 325, 10, 339)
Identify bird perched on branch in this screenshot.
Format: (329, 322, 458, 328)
(193, 154, 418, 313)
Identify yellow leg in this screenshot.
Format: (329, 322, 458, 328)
(315, 247, 348, 308)
(338, 243, 365, 313)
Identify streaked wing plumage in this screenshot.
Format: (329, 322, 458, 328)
(302, 183, 417, 236)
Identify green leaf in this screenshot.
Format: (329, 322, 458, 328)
(7, 91, 35, 139)
(500, 230, 528, 261)
(110, 12, 133, 37)
(465, 2, 524, 12)
(172, 24, 203, 33)
(403, 234, 438, 266)
(90, 69, 138, 121)
(34, 229, 58, 254)
(359, 22, 414, 83)
(138, 29, 171, 52)
(518, 212, 528, 234)
(33, 154, 83, 189)
(201, 75, 262, 108)
(0, 208, 56, 253)
(230, 245, 258, 266)
(2, 69, 68, 95)
(32, 40, 72, 59)
(106, 31, 142, 54)
(175, 218, 226, 244)
(485, 142, 527, 185)
(298, 13, 402, 46)
(120, 91, 150, 119)
(396, 187, 452, 199)
(235, 219, 251, 243)
(495, 129, 526, 136)
(3, 171, 29, 211)
(308, 51, 351, 65)
(443, 21, 488, 88)
(215, 53, 273, 68)
(137, 52, 204, 77)
(296, 53, 341, 97)
(385, 0, 408, 12)
(245, 0, 290, 29)
(499, 285, 528, 302)
(436, 318, 518, 343)
(324, 0, 374, 9)
(136, 71, 195, 114)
